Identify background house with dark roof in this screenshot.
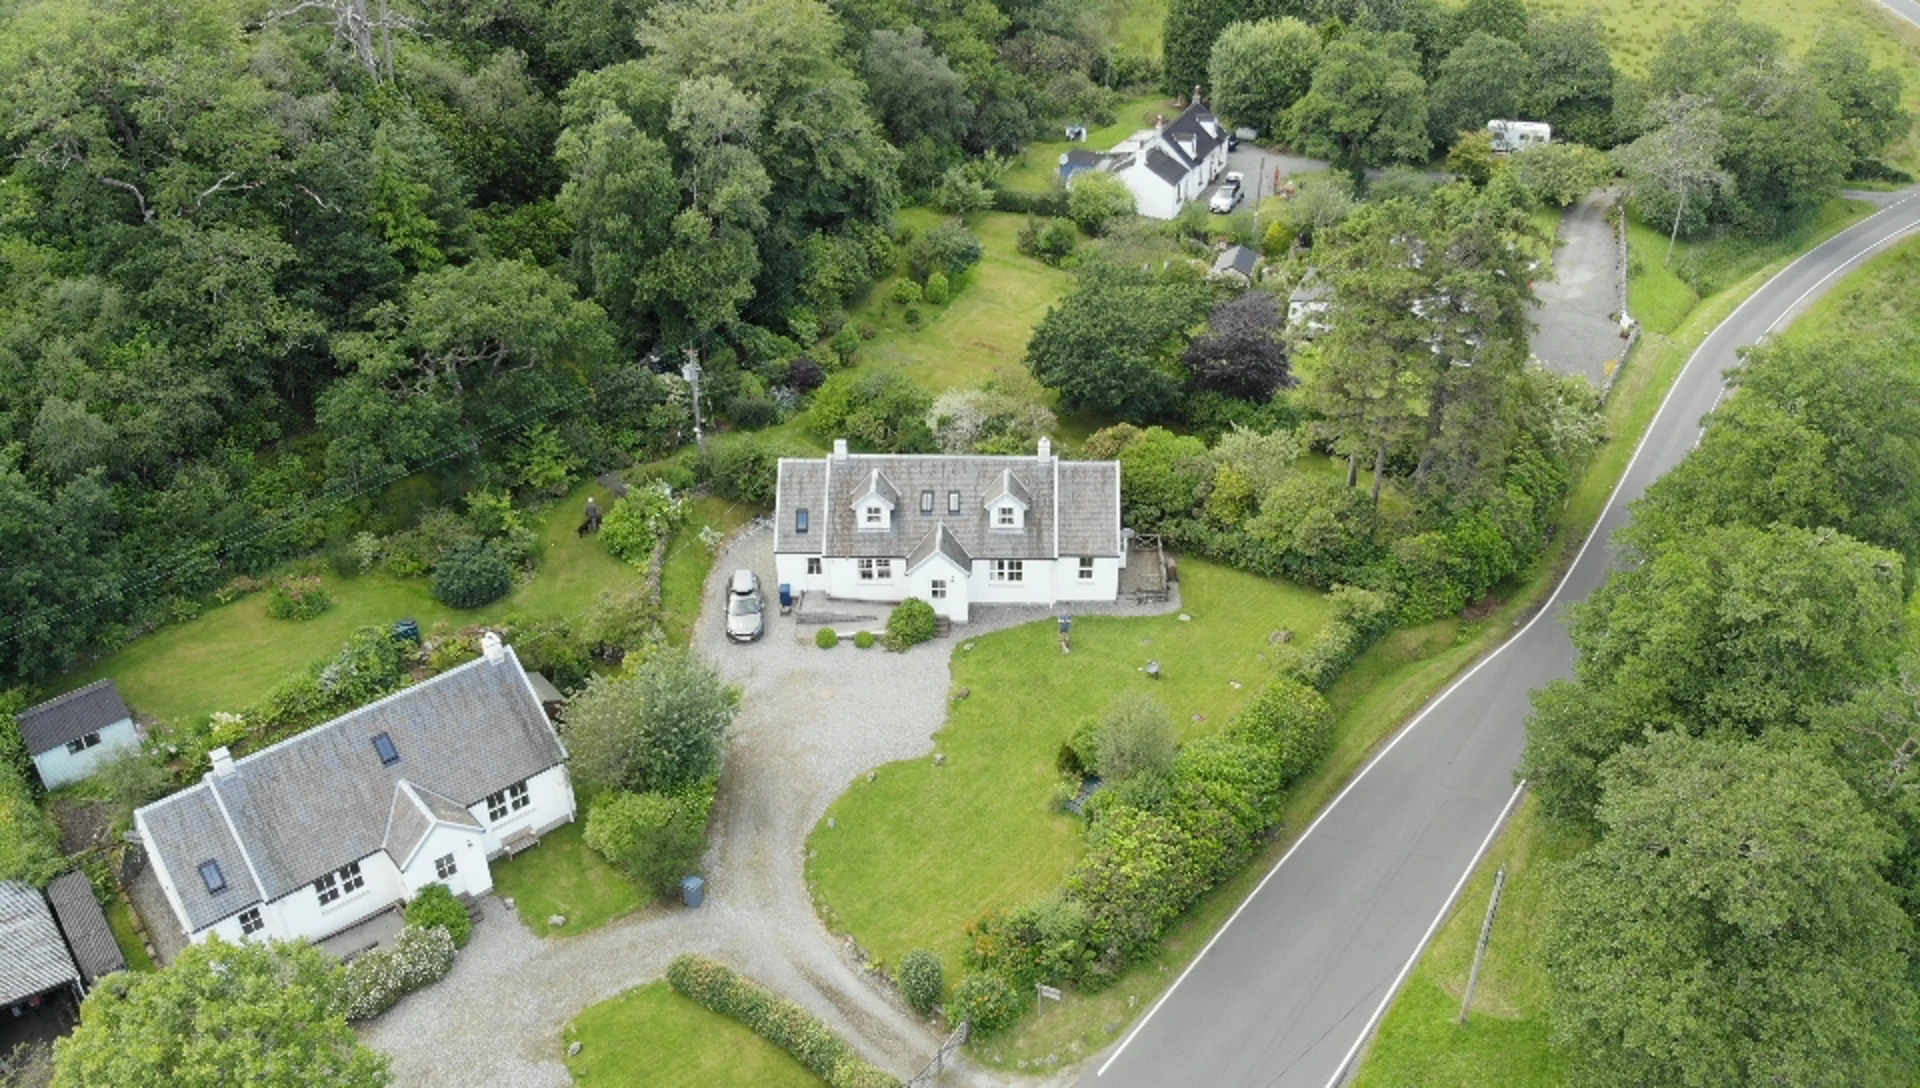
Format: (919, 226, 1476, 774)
(1211, 244, 1261, 285)
(134, 635, 573, 947)
(774, 438, 1124, 623)
(17, 680, 140, 790)
(1061, 101, 1228, 220)
(0, 881, 82, 1038)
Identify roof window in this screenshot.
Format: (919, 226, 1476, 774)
(372, 732, 400, 766)
(796, 508, 809, 533)
(199, 860, 228, 895)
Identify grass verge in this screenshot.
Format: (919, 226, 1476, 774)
(808, 560, 1334, 975)
(661, 496, 761, 647)
(563, 981, 822, 1087)
(489, 819, 650, 938)
(105, 894, 156, 973)
(56, 479, 642, 727)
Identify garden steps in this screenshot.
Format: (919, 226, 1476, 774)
(933, 617, 952, 638)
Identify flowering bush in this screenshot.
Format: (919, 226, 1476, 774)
(265, 576, 333, 620)
(341, 924, 456, 1022)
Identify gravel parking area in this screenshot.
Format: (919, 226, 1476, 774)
(1532, 188, 1628, 389)
(365, 524, 1013, 1086)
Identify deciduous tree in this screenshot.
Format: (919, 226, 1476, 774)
(1207, 18, 1321, 140)
(1290, 31, 1431, 179)
(562, 647, 740, 799)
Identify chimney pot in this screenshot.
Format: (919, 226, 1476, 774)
(210, 747, 235, 779)
(1038, 437, 1053, 462)
(832, 439, 849, 461)
(481, 631, 506, 665)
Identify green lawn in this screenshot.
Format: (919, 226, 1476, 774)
(564, 981, 823, 1087)
(105, 894, 156, 973)
(999, 93, 1179, 192)
(851, 211, 1076, 393)
(56, 478, 643, 727)
(1350, 798, 1588, 1088)
(808, 559, 1334, 974)
(1782, 230, 1920, 346)
(485, 818, 651, 937)
(1526, 0, 1920, 168)
(661, 496, 762, 647)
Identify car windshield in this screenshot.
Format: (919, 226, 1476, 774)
(728, 595, 761, 615)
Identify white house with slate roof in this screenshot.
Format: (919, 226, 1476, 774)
(774, 438, 1124, 623)
(134, 635, 573, 946)
(1062, 100, 1228, 220)
(18, 680, 140, 790)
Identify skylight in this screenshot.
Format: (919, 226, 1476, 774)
(199, 860, 227, 894)
(372, 732, 399, 766)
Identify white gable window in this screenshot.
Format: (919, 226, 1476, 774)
(487, 780, 530, 822)
(1079, 557, 1095, 580)
(991, 560, 1024, 583)
(858, 559, 893, 581)
(238, 907, 264, 936)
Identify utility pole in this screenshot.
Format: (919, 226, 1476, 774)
(681, 347, 707, 454)
(1459, 867, 1507, 1024)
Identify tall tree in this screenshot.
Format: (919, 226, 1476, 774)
(562, 647, 741, 799)
(1427, 32, 1528, 146)
(863, 27, 972, 149)
(1521, 14, 1617, 146)
(1612, 94, 1732, 262)
(1183, 292, 1292, 399)
(1544, 733, 1917, 1088)
(1025, 264, 1211, 420)
(54, 938, 390, 1088)
(1449, 0, 1528, 45)
(1804, 30, 1912, 172)
(1207, 18, 1322, 140)
(1290, 30, 1431, 179)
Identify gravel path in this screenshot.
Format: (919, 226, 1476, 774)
(366, 525, 1060, 1086)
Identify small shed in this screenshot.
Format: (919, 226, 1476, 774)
(45, 871, 126, 990)
(0, 881, 82, 1021)
(1210, 244, 1260, 285)
(18, 680, 140, 791)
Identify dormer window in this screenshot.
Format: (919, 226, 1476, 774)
(996, 505, 1016, 527)
(864, 505, 883, 526)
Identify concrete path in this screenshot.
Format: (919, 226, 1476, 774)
(1531, 189, 1627, 389)
(1079, 189, 1920, 1088)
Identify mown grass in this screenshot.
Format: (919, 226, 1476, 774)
(1628, 198, 1875, 335)
(807, 559, 1334, 976)
(564, 981, 823, 1087)
(489, 819, 650, 938)
(55, 479, 643, 727)
(105, 894, 156, 973)
(1783, 230, 1920, 345)
(661, 496, 761, 647)
(1350, 798, 1588, 1088)
(1000, 93, 1179, 192)
(1348, 196, 1905, 1084)
(1527, 0, 1920, 168)
(849, 211, 1076, 394)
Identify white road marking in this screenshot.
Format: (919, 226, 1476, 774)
(1092, 189, 1920, 1085)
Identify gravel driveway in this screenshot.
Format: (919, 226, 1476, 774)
(364, 524, 1003, 1086)
(1532, 188, 1628, 389)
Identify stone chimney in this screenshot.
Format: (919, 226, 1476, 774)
(832, 438, 849, 461)
(1037, 437, 1053, 463)
(481, 631, 506, 665)
(1193, 85, 1204, 107)
(209, 747, 236, 779)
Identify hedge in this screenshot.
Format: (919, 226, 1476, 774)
(342, 924, 456, 1021)
(883, 598, 937, 652)
(1281, 584, 1396, 690)
(666, 955, 902, 1088)
(990, 187, 1070, 217)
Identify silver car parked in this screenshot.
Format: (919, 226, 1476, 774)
(725, 569, 764, 642)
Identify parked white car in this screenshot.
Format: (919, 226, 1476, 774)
(725, 569, 764, 643)
(1209, 172, 1245, 214)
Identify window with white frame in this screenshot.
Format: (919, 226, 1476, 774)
(1079, 557, 1095, 580)
(991, 559, 1024, 583)
(931, 580, 947, 599)
(314, 861, 364, 906)
(65, 732, 101, 755)
(486, 780, 530, 822)
(435, 853, 458, 880)
(807, 557, 822, 575)
(858, 558, 892, 581)
(995, 505, 1016, 527)
(948, 491, 961, 514)
(920, 490, 934, 513)
(863, 505, 883, 526)
(238, 907, 263, 936)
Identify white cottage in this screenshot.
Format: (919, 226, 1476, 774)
(1064, 101, 1229, 220)
(773, 439, 1124, 623)
(134, 635, 574, 947)
(18, 680, 141, 790)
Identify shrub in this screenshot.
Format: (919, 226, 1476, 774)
(1067, 171, 1136, 235)
(884, 598, 937, 652)
(583, 787, 714, 895)
(963, 896, 1093, 990)
(904, 222, 983, 283)
(992, 187, 1070, 217)
(1090, 694, 1176, 783)
(1064, 806, 1210, 970)
(854, 631, 876, 649)
(703, 440, 780, 507)
(0, 763, 61, 885)
(431, 540, 514, 609)
(903, 305, 922, 327)
(726, 394, 779, 430)
(1017, 215, 1078, 263)
(890, 279, 922, 305)
(1227, 676, 1334, 785)
(1284, 585, 1396, 690)
(666, 955, 904, 1087)
(265, 576, 333, 620)
(600, 483, 688, 567)
(405, 884, 472, 949)
(342, 924, 457, 1021)
(790, 356, 830, 394)
(816, 627, 840, 649)
(951, 971, 1028, 1034)
(898, 949, 945, 1015)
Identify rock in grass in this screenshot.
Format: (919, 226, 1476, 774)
(548, 915, 566, 928)
(568, 1042, 583, 1057)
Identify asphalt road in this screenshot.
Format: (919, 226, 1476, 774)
(1878, 0, 1920, 34)
(1080, 189, 1920, 1088)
